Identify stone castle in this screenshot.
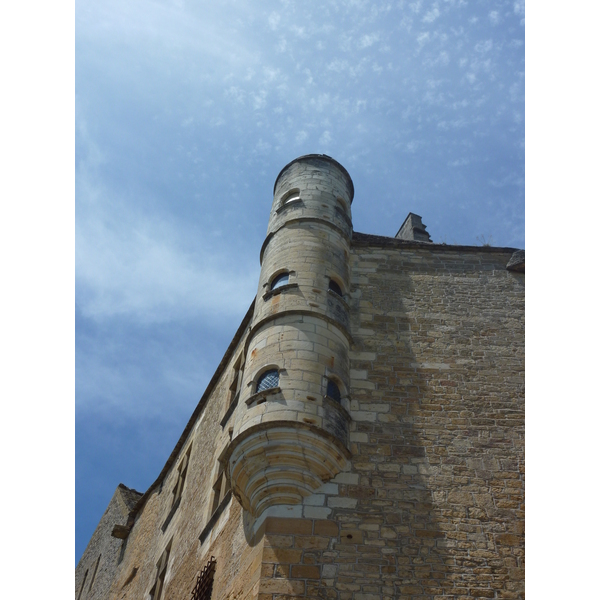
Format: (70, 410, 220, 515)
(76, 155, 525, 600)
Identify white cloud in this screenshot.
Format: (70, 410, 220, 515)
(475, 40, 493, 53)
(514, 0, 525, 17)
(410, 0, 422, 14)
(76, 122, 257, 325)
(295, 130, 308, 144)
(319, 130, 332, 146)
(448, 157, 470, 166)
(359, 33, 380, 48)
(417, 32, 430, 48)
(423, 6, 440, 23)
(489, 11, 500, 25)
(268, 12, 281, 31)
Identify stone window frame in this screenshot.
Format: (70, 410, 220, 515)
(325, 378, 342, 403)
(199, 460, 232, 544)
(323, 370, 348, 404)
(149, 540, 172, 600)
(246, 364, 282, 406)
(263, 269, 298, 300)
(210, 466, 231, 516)
(221, 353, 244, 427)
(161, 444, 192, 531)
(270, 272, 290, 290)
(276, 188, 302, 212)
(328, 277, 344, 297)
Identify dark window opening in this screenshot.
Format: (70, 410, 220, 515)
(326, 379, 341, 403)
(256, 370, 279, 392)
(150, 543, 171, 600)
(228, 355, 244, 406)
(211, 469, 230, 516)
(191, 557, 217, 600)
(328, 279, 343, 296)
(172, 445, 192, 508)
(271, 273, 289, 290)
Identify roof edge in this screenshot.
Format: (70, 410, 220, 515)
(273, 154, 354, 202)
(127, 299, 256, 523)
(352, 231, 522, 254)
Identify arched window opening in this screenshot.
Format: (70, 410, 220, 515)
(326, 379, 341, 403)
(281, 189, 300, 205)
(328, 279, 343, 296)
(271, 273, 289, 290)
(256, 370, 279, 393)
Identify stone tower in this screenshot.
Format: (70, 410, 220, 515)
(224, 155, 355, 516)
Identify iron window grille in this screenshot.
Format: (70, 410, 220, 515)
(190, 557, 216, 600)
(256, 370, 279, 392)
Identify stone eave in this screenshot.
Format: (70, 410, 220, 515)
(352, 231, 522, 254)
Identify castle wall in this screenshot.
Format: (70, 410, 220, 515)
(75, 485, 141, 600)
(103, 323, 267, 600)
(78, 156, 524, 600)
(252, 241, 525, 600)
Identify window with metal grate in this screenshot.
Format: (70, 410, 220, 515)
(190, 557, 216, 600)
(256, 370, 279, 392)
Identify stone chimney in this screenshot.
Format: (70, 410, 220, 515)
(396, 213, 432, 242)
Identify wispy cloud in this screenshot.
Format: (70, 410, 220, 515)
(423, 6, 440, 23)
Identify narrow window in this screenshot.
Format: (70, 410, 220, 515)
(271, 273, 289, 290)
(191, 557, 217, 600)
(172, 445, 192, 509)
(281, 188, 300, 205)
(210, 469, 231, 515)
(326, 379, 341, 403)
(328, 279, 343, 296)
(228, 355, 244, 407)
(256, 369, 279, 393)
(150, 543, 171, 600)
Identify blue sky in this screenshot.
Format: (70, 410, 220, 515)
(75, 0, 525, 562)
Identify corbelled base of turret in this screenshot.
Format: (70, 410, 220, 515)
(223, 422, 351, 517)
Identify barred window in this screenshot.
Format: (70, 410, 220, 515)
(191, 557, 216, 600)
(326, 379, 341, 403)
(256, 370, 279, 392)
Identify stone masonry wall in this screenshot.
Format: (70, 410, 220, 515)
(252, 242, 525, 600)
(75, 485, 141, 600)
(104, 323, 267, 600)
(80, 238, 524, 600)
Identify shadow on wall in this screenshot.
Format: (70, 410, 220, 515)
(321, 260, 524, 598)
